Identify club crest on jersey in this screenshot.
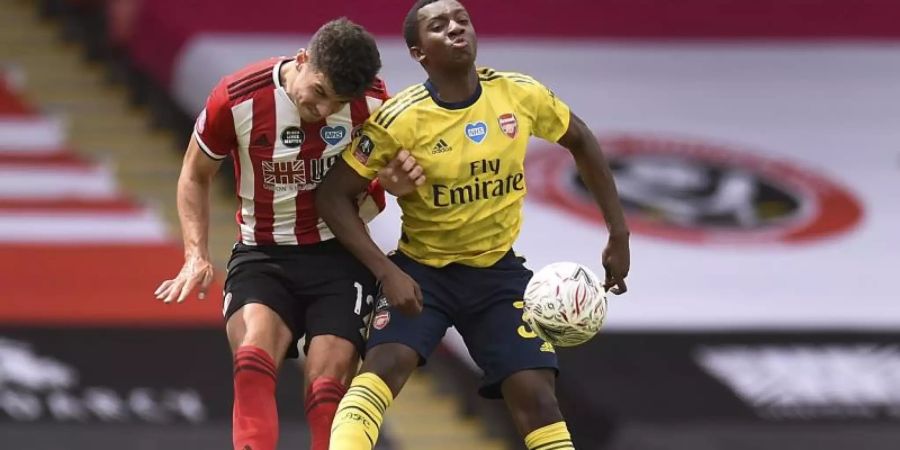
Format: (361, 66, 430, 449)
(320, 125, 347, 146)
(498, 113, 518, 139)
(465, 121, 488, 144)
(280, 126, 305, 148)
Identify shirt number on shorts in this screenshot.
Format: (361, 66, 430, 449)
(513, 300, 538, 339)
(353, 282, 374, 317)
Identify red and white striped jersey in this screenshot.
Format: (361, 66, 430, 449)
(194, 58, 388, 245)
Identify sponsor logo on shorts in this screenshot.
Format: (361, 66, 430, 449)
(373, 310, 390, 330)
(540, 342, 556, 353)
(371, 296, 390, 330)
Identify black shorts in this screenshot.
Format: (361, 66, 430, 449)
(223, 239, 376, 359)
(367, 250, 558, 399)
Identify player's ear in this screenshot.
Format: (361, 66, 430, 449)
(408, 46, 426, 63)
(295, 49, 309, 65)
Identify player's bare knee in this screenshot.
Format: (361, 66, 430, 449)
(360, 343, 419, 396)
(305, 334, 358, 384)
(227, 303, 292, 365)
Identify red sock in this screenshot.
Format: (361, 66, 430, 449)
(233, 345, 278, 450)
(305, 377, 348, 450)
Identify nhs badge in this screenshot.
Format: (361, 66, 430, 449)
(320, 125, 347, 146)
(465, 121, 488, 144)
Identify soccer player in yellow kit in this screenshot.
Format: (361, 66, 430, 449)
(316, 1, 630, 448)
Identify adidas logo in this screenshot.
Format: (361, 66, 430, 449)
(253, 134, 270, 147)
(432, 138, 452, 154)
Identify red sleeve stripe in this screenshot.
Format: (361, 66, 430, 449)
(229, 76, 274, 101)
(193, 130, 228, 160)
(227, 67, 273, 91)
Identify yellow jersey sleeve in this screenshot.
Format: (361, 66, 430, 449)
(341, 120, 402, 180)
(523, 78, 571, 143)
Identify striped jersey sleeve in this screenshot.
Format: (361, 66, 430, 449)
(194, 78, 238, 160)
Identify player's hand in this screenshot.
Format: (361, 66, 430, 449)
(602, 232, 630, 295)
(380, 266, 423, 315)
(154, 255, 215, 303)
(378, 150, 425, 197)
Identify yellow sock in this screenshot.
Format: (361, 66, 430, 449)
(329, 372, 393, 450)
(525, 421, 575, 450)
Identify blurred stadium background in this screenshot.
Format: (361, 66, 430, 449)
(1, 0, 898, 448)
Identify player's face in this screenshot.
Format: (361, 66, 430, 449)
(289, 57, 351, 122)
(412, 0, 477, 69)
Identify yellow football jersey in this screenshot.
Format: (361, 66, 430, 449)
(343, 67, 571, 268)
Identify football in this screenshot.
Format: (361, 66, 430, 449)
(522, 262, 608, 347)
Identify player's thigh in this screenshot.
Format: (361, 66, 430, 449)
(301, 251, 377, 360)
(224, 251, 302, 360)
(456, 264, 558, 399)
(365, 252, 455, 366)
(303, 279, 374, 383)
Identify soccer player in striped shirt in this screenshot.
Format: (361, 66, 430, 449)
(153, 19, 423, 450)
(317, 2, 631, 449)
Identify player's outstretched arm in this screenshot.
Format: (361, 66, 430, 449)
(154, 134, 221, 303)
(317, 160, 423, 314)
(557, 112, 631, 294)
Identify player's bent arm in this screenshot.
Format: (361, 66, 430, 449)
(316, 160, 398, 279)
(154, 135, 222, 303)
(317, 161, 423, 314)
(178, 134, 223, 261)
(556, 112, 629, 238)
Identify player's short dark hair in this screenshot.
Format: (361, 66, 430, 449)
(403, 0, 442, 47)
(308, 18, 381, 99)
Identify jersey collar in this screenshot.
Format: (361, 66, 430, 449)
(423, 79, 482, 110)
(274, 58, 290, 89)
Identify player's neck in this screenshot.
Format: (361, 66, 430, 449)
(280, 61, 298, 102)
(426, 67, 478, 104)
